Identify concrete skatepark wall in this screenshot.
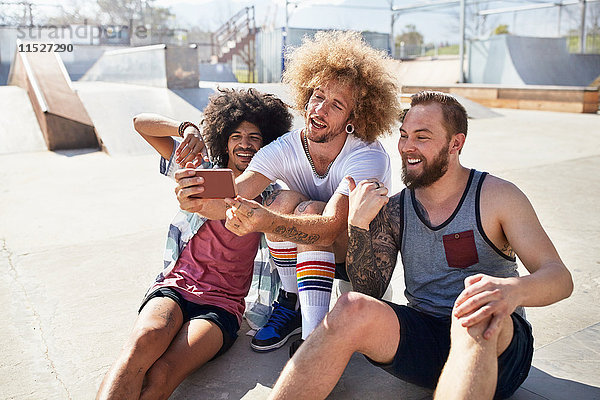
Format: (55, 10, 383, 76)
(81, 44, 200, 89)
(468, 35, 600, 87)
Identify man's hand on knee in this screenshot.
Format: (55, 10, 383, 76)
(453, 274, 520, 340)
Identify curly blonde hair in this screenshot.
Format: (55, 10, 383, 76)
(283, 30, 401, 143)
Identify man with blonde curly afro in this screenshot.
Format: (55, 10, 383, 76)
(174, 30, 402, 356)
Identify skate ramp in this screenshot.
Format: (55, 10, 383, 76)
(8, 48, 99, 151)
(469, 35, 600, 87)
(81, 44, 200, 89)
(393, 56, 461, 86)
(198, 63, 238, 82)
(74, 82, 204, 155)
(0, 86, 46, 154)
(450, 94, 502, 119)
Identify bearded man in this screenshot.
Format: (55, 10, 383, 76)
(268, 91, 573, 400)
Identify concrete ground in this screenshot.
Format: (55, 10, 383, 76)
(1, 104, 599, 399)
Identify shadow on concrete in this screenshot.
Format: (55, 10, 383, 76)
(0, 62, 9, 85)
(513, 366, 600, 399)
(54, 148, 101, 157)
(172, 87, 217, 112)
(170, 320, 431, 400)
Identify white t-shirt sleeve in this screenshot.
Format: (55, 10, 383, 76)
(246, 132, 291, 183)
(335, 148, 392, 196)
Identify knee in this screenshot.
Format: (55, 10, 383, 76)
(449, 312, 512, 352)
(293, 200, 326, 216)
(326, 292, 374, 335)
(122, 325, 165, 359)
(264, 190, 308, 213)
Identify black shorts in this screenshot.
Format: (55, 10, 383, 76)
(139, 287, 240, 360)
(367, 303, 533, 399)
(335, 262, 350, 281)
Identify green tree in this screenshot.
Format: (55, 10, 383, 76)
(395, 24, 423, 46)
(96, 0, 172, 27)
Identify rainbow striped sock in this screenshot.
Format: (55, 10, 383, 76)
(297, 251, 335, 339)
(266, 239, 299, 297)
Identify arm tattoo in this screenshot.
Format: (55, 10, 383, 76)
(273, 225, 320, 244)
(296, 200, 315, 214)
(347, 196, 402, 298)
(264, 190, 282, 207)
(501, 242, 515, 258)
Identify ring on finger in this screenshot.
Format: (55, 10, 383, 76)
(374, 181, 381, 189)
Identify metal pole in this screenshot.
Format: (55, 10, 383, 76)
(458, 0, 466, 82)
(285, 0, 289, 34)
(28, 2, 33, 26)
(282, 0, 289, 75)
(579, 0, 586, 52)
(557, 4, 562, 36)
(390, 1, 395, 58)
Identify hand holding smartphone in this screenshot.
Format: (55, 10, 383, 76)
(189, 168, 237, 199)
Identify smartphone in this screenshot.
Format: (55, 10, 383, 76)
(189, 168, 237, 199)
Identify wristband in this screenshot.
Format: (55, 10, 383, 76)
(178, 121, 199, 138)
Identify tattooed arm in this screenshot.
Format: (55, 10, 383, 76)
(224, 193, 348, 245)
(346, 176, 402, 298)
(347, 197, 402, 298)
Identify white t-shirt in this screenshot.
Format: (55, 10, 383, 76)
(247, 129, 392, 202)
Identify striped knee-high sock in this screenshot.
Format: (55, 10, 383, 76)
(296, 251, 336, 339)
(266, 239, 299, 298)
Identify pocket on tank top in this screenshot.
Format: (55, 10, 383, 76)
(442, 230, 479, 269)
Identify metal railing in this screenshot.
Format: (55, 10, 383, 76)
(211, 6, 255, 60)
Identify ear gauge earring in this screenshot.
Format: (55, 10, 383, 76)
(345, 123, 355, 134)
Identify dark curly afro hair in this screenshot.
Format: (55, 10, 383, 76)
(201, 88, 293, 167)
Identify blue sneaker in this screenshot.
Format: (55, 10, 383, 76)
(251, 289, 301, 352)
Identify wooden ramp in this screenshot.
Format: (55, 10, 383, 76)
(8, 47, 100, 151)
(402, 84, 599, 114)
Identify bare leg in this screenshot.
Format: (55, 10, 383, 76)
(139, 319, 224, 400)
(269, 292, 401, 400)
(434, 313, 514, 400)
(96, 297, 183, 400)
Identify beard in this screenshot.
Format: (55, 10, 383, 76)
(304, 116, 345, 144)
(305, 126, 337, 144)
(401, 143, 450, 189)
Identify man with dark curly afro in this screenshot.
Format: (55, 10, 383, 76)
(97, 88, 292, 400)
(174, 31, 402, 357)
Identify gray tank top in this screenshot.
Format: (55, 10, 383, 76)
(400, 169, 523, 318)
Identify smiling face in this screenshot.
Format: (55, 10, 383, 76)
(304, 80, 355, 143)
(398, 103, 453, 189)
(226, 121, 263, 176)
